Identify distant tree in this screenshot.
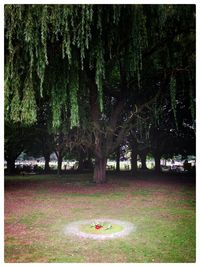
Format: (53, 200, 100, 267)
(4, 123, 34, 174)
(149, 88, 195, 172)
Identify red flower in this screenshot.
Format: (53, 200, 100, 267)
(95, 224, 102, 230)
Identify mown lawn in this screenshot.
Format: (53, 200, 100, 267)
(4, 172, 195, 263)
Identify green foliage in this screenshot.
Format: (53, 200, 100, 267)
(61, 8, 71, 63)
(51, 88, 62, 129)
(5, 74, 22, 124)
(131, 6, 148, 87)
(50, 71, 69, 130)
(189, 88, 195, 122)
(10, 87, 21, 123)
(4, 4, 195, 132)
(4, 81, 10, 122)
(170, 75, 178, 128)
(21, 78, 37, 125)
(69, 69, 79, 128)
(188, 73, 195, 122)
(4, 72, 15, 122)
(95, 42, 105, 112)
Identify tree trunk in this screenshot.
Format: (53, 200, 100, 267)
(131, 147, 138, 174)
(57, 154, 63, 175)
(44, 153, 50, 173)
(6, 158, 15, 175)
(93, 157, 107, 184)
(116, 147, 120, 172)
(78, 150, 85, 171)
(87, 152, 94, 170)
(140, 153, 147, 170)
(78, 158, 84, 171)
(154, 153, 161, 173)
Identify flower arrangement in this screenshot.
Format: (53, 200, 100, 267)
(95, 224, 103, 230)
(90, 222, 112, 230)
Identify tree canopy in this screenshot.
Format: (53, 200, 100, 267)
(5, 5, 195, 126)
(4, 4, 196, 182)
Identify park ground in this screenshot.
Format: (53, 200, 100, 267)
(4, 172, 195, 263)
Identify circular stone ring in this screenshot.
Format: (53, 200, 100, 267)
(64, 218, 136, 240)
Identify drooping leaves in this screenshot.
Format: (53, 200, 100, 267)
(21, 77, 37, 125)
(188, 73, 195, 122)
(10, 91, 21, 123)
(69, 67, 79, 129)
(4, 4, 195, 131)
(95, 41, 105, 112)
(170, 75, 178, 128)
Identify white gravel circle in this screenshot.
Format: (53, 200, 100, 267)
(64, 218, 136, 240)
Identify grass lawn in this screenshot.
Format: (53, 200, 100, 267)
(4, 172, 195, 263)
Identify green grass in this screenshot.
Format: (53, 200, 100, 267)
(131, 189, 154, 195)
(18, 211, 46, 225)
(5, 173, 195, 263)
(64, 192, 103, 198)
(63, 192, 124, 199)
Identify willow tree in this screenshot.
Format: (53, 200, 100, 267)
(4, 5, 195, 182)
